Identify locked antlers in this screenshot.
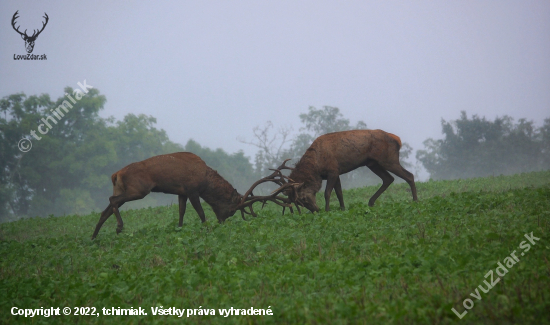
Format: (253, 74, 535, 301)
(236, 159, 303, 220)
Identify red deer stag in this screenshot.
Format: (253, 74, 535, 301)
(283, 129, 417, 212)
(91, 152, 299, 239)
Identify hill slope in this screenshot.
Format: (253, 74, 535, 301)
(1, 171, 549, 324)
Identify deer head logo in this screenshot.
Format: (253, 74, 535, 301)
(11, 11, 49, 53)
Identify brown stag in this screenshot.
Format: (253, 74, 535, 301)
(284, 129, 417, 212)
(91, 152, 299, 239)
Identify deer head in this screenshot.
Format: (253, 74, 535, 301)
(12, 11, 49, 53)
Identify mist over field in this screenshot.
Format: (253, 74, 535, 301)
(1, 3, 550, 323)
(2, 1, 549, 220)
(1, 88, 549, 221)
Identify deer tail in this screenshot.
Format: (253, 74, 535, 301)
(387, 133, 402, 149)
(111, 172, 118, 186)
(111, 172, 127, 195)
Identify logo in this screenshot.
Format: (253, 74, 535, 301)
(11, 10, 49, 54)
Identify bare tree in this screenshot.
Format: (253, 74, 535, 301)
(238, 121, 294, 175)
(240, 106, 416, 190)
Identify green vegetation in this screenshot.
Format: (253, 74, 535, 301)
(417, 111, 550, 179)
(2, 88, 550, 323)
(1, 171, 549, 324)
(5, 86, 548, 222)
(0, 89, 254, 221)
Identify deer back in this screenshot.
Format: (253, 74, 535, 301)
(291, 129, 402, 178)
(111, 152, 214, 197)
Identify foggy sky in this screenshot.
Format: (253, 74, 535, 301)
(2, 1, 549, 179)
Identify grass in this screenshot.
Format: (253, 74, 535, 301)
(1, 171, 549, 324)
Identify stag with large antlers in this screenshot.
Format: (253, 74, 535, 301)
(91, 152, 300, 239)
(11, 11, 49, 53)
(286, 129, 418, 212)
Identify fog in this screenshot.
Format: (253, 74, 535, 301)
(2, 1, 549, 181)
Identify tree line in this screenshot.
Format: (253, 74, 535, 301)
(416, 112, 550, 180)
(1, 87, 548, 221)
(0, 88, 253, 222)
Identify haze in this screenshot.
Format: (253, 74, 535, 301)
(2, 1, 549, 180)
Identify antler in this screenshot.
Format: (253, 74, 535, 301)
(236, 159, 302, 220)
(11, 11, 26, 37)
(30, 13, 49, 39)
(11, 11, 49, 39)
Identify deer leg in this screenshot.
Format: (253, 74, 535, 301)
(109, 192, 148, 235)
(324, 173, 339, 211)
(189, 195, 207, 223)
(366, 163, 394, 206)
(108, 195, 128, 235)
(113, 206, 124, 234)
(382, 163, 418, 202)
(92, 203, 115, 239)
(178, 195, 188, 227)
(91, 194, 131, 239)
(334, 177, 345, 210)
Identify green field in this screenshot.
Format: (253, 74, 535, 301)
(1, 171, 549, 324)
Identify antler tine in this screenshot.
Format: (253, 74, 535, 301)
(282, 185, 303, 215)
(11, 11, 49, 39)
(277, 158, 295, 171)
(237, 183, 297, 217)
(269, 172, 296, 185)
(271, 158, 293, 176)
(240, 205, 258, 220)
(31, 12, 49, 38)
(237, 187, 295, 215)
(240, 193, 292, 207)
(239, 173, 278, 205)
(237, 158, 301, 218)
(11, 11, 26, 36)
(272, 180, 304, 216)
(294, 199, 302, 214)
(241, 205, 259, 220)
(239, 159, 293, 205)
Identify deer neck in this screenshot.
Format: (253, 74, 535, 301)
(201, 169, 241, 210)
(290, 152, 322, 193)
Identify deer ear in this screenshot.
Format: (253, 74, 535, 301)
(21, 34, 25, 40)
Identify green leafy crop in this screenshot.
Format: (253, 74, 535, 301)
(1, 171, 549, 324)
